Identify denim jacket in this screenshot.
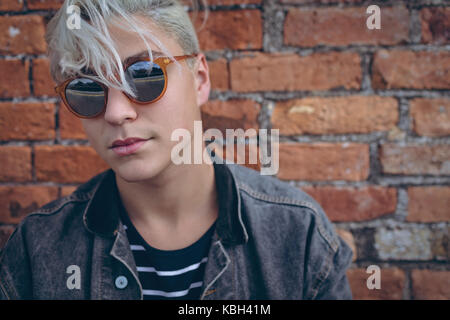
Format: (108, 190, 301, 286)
(0, 163, 353, 300)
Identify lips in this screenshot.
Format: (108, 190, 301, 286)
(110, 137, 148, 148)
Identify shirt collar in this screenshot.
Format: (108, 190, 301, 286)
(82, 163, 248, 246)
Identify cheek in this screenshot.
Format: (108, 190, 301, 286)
(80, 120, 103, 146)
(151, 75, 199, 132)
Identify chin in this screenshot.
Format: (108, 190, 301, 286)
(112, 155, 172, 183)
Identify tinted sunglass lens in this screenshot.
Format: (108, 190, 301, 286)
(65, 78, 105, 117)
(126, 60, 165, 102)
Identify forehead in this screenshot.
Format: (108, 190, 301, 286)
(107, 14, 180, 62)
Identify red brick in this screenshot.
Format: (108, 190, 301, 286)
(201, 99, 260, 135)
(35, 145, 109, 183)
(372, 50, 450, 89)
(208, 58, 229, 91)
(272, 96, 398, 135)
(0, 225, 15, 250)
(410, 98, 450, 137)
(0, 0, 24, 11)
(0, 15, 46, 54)
(193, 10, 262, 51)
(59, 104, 88, 140)
(0, 146, 31, 182)
(335, 229, 357, 261)
(230, 51, 361, 92)
(421, 7, 450, 44)
(380, 144, 450, 175)
(0, 59, 30, 98)
(27, 0, 63, 10)
(411, 270, 450, 300)
(32, 58, 57, 97)
(408, 187, 450, 222)
(0, 102, 55, 140)
(347, 268, 405, 300)
(278, 143, 369, 181)
(302, 186, 396, 222)
(0, 185, 58, 224)
(284, 7, 409, 47)
(60, 186, 78, 197)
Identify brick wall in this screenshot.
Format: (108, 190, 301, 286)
(0, 0, 449, 299)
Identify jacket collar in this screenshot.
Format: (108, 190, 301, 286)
(82, 163, 248, 246)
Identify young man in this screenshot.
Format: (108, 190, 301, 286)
(0, 0, 353, 300)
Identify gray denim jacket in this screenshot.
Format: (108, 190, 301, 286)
(0, 163, 353, 300)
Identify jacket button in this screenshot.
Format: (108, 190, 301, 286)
(115, 275, 128, 289)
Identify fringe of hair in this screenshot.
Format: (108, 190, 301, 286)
(45, 0, 208, 99)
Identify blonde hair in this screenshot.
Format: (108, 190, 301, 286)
(45, 0, 208, 98)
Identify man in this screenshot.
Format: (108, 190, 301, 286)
(0, 0, 353, 300)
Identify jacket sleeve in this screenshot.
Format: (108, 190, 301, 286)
(301, 205, 354, 300)
(0, 222, 33, 300)
(313, 235, 353, 300)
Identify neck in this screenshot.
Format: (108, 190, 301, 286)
(115, 160, 218, 230)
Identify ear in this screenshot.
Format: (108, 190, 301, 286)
(193, 53, 211, 107)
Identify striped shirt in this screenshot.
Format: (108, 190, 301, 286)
(118, 202, 216, 300)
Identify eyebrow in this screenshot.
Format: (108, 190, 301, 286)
(122, 50, 164, 65)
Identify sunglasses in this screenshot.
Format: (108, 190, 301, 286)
(54, 53, 198, 119)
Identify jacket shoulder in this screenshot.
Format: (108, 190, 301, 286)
(7, 169, 110, 242)
(228, 164, 341, 252)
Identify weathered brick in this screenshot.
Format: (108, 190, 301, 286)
(272, 96, 398, 135)
(35, 145, 109, 183)
(375, 226, 432, 260)
(0, 0, 24, 11)
(208, 58, 229, 91)
(0, 225, 15, 250)
(0, 102, 55, 140)
(201, 99, 260, 136)
(193, 10, 262, 51)
(431, 226, 449, 260)
(0, 185, 58, 224)
(412, 270, 450, 300)
(421, 7, 450, 44)
(347, 268, 405, 300)
(32, 58, 57, 97)
(302, 186, 396, 222)
(284, 7, 409, 47)
(336, 229, 357, 261)
(278, 143, 369, 181)
(0, 15, 46, 54)
(59, 104, 88, 140)
(408, 187, 450, 222)
(380, 144, 450, 176)
(27, 0, 63, 10)
(0, 59, 30, 98)
(0, 146, 31, 182)
(60, 186, 78, 197)
(372, 50, 450, 89)
(230, 52, 361, 92)
(410, 98, 450, 137)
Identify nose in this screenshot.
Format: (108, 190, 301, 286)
(103, 87, 138, 125)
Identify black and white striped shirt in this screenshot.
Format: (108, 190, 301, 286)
(119, 203, 216, 300)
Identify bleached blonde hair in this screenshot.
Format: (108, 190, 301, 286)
(45, 0, 208, 98)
